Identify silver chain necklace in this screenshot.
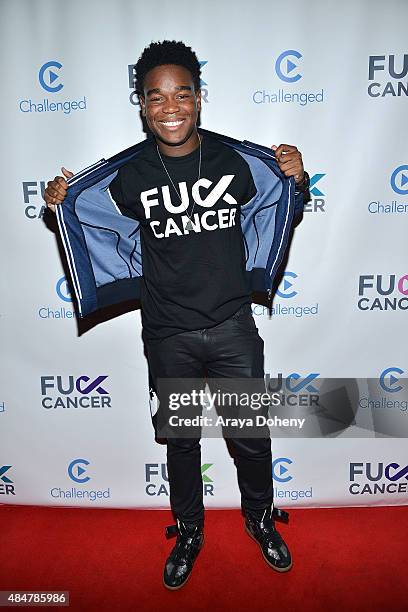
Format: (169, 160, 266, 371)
(156, 136, 202, 232)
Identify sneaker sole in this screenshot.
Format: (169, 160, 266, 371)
(162, 538, 204, 590)
(245, 525, 293, 573)
(163, 572, 192, 591)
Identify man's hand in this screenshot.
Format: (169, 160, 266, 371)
(271, 144, 304, 185)
(43, 167, 73, 213)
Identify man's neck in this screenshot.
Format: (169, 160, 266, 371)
(156, 129, 200, 157)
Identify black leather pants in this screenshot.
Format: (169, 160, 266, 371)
(145, 303, 273, 524)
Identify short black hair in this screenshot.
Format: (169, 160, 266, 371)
(135, 40, 201, 94)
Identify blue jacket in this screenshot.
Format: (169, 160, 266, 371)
(56, 128, 304, 317)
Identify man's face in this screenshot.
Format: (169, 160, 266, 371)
(140, 64, 201, 153)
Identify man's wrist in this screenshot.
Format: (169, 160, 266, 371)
(295, 171, 310, 194)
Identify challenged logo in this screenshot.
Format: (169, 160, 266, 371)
(19, 60, 87, 114)
(68, 459, 90, 483)
(39, 61, 63, 93)
(368, 166, 408, 214)
(272, 457, 312, 500)
(379, 367, 404, 394)
(272, 457, 293, 483)
(276, 271, 298, 299)
(56, 277, 72, 303)
(275, 50, 302, 83)
(38, 276, 75, 320)
(390, 165, 408, 195)
(359, 367, 407, 413)
(50, 460, 111, 501)
(252, 270, 319, 318)
(252, 50, 324, 106)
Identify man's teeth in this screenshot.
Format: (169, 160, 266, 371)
(161, 120, 183, 126)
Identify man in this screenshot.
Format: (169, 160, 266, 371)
(44, 40, 309, 590)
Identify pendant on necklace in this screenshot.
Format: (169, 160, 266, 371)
(185, 220, 193, 231)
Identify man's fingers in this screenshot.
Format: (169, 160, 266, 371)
(279, 160, 299, 170)
(49, 181, 67, 193)
(61, 167, 74, 179)
(276, 153, 299, 165)
(54, 176, 68, 188)
(50, 178, 68, 194)
(50, 189, 65, 200)
(44, 180, 68, 209)
(44, 171, 71, 211)
(280, 162, 303, 176)
(273, 143, 304, 182)
(274, 144, 297, 159)
(278, 156, 301, 169)
(46, 185, 66, 201)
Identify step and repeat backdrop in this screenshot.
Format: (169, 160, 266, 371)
(1, 0, 407, 509)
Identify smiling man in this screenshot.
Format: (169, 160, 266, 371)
(44, 40, 309, 590)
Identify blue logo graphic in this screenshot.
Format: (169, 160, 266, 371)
(276, 271, 298, 298)
(38, 61, 63, 93)
(390, 165, 408, 195)
(310, 173, 326, 197)
(0, 466, 13, 483)
(275, 50, 302, 83)
(384, 463, 408, 481)
(380, 367, 404, 393)
(68, 459, 90, 483)
(286, 372, 320, 393)
(56, 276, 72, 302)
(199, 60, 208, 87)
(272, 458, 293, 483)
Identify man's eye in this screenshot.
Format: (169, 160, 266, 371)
(177, 94, 190, 99)
(151, 97, 162, 102)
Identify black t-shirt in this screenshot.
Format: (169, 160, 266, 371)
(109, 135, 257, 339)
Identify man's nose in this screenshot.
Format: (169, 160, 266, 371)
(162, 100, 180, 114)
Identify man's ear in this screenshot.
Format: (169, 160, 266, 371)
(139, 95, 146, 116)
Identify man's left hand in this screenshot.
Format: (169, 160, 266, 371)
(272, 144, 304, 185)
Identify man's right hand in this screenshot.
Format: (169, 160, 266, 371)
(44, 167, 74, 213)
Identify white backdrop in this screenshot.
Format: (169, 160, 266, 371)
(1, 0, 407, 509)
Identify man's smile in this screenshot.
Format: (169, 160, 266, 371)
(159, 119, 186, 129)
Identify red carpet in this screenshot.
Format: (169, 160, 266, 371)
(0, 505, 406, 611)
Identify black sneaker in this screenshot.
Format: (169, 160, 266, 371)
(245, 507, 292, 572)
(163, 519, 204, 590)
